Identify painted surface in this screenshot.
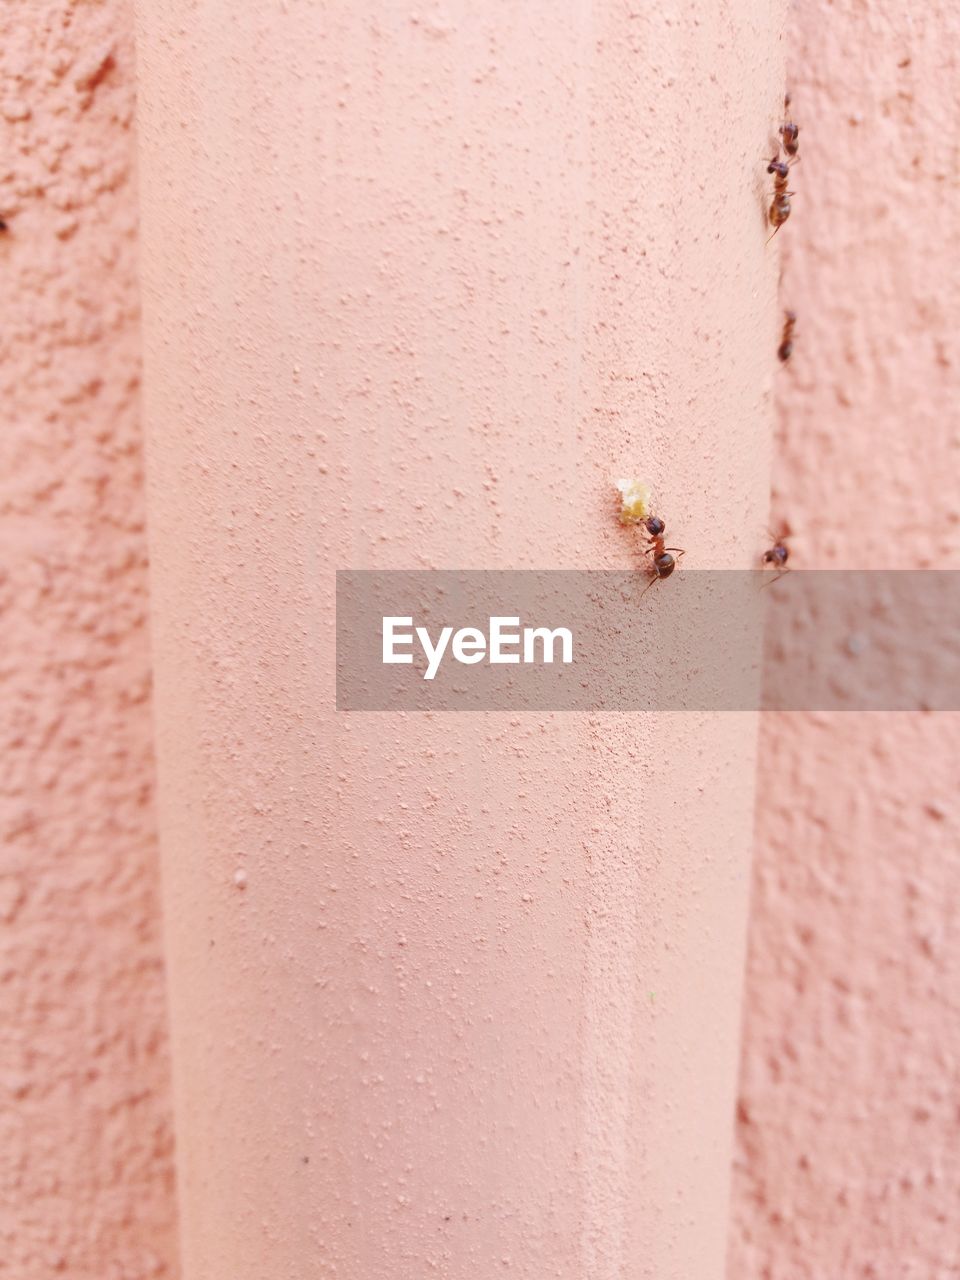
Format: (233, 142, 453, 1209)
(0, 2, 178, 1277)
(5, 0, 957, 1275)
(134, 1, 780, 1276)
(729, 0, 960, 1275)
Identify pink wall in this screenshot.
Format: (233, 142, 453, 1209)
(730, 0, 960, 1275)
(0, 2, 177, 1276)
(1, 0, 957, 1276)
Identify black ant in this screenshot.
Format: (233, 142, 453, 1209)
(761, 531, 789, 586)
(778, 309, 797, 362)
(780, 94, 800, 159)
(639, 515, 685, 599)
(767, 154, 794, 238)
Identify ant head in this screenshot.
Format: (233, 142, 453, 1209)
(767, 159, 789, 177)
(644, 516, 665, 537)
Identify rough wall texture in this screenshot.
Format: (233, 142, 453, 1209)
(0, 3, 178, 1277)
(730, 1, 960, 1276)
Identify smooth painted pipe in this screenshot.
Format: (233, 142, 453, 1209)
(135, 2, 783, 1275)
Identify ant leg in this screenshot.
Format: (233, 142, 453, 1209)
(760, 569, 787, 590)
(664, 547, 685, 555)
(639, 573, 660, 600)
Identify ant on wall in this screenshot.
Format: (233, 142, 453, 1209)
(767, 156, 794, 237)
(614, 482, 684, 601)
(778, 309, 797, 362)
(767, 96, 799, 239)
(639, 515, 685, 599)
(780, 94, 800, 160)
(761, 530, 790, 586)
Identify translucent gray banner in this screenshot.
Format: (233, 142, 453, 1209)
(336, 571, 959, 711)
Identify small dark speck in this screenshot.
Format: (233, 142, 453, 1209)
(302, 1155, 310, 1164)
(898, 57, 912, 68)
(0, 219, 8, 232)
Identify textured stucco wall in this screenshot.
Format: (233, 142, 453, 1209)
(0, 3, 177, 1276)
(730, 1, 960, 1276)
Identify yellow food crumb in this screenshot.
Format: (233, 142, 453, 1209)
(615, 478, 651, 525)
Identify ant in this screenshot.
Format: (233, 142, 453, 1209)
(778, 309, 797, 362)
(639, 515, 685, 599)
(761, 530, 789, 586)
(767, 155, 794, 237)
(780, 94, 800, 160)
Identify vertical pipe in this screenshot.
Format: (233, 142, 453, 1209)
(135, 2, 783, 1275)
